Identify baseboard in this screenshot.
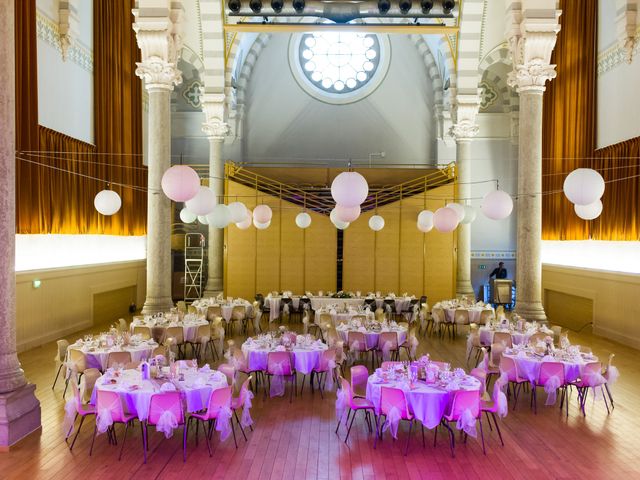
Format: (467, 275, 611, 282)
(17, 320, 93, 353)
(593, 324, 640, 350)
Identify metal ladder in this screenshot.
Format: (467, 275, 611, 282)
(184, 233, 205, 301)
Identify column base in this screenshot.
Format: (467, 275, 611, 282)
(456, 281, 475, 299)
(141, 296, 174, 315)
(203, 278, 223, 299)
(514, 300, 547, 323)
(202, 288, 223, 298)
(0, 383, 41, 449)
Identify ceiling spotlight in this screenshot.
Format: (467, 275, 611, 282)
(271, 0, 283, 13)
(441, 0, 455, 14)
(421, 0, 433, 14)
(378, 0, 391, 14)
(228, 0, 241, 12)
(249, 0, 262, 13)
(399, 0, 412, 14)
(292, 0, 305, 13)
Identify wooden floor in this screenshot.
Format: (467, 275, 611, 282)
(1, 318, 639, 480)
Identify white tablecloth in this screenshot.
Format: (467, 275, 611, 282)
(69, 342, 157, 371)
(366, 374, 482, 429)
(444, 306, 493, 324)
(479, 327, 532, 346)
(91, 368, 228, 421)
(130, 319, 209, 343)
(241, 342, 328, 375)
(503, 352, 596, 384)
(336, 326, 407, 350)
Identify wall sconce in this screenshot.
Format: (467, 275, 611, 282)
(33, 279, 42, 289)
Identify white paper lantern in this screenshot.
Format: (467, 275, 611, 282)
(334, 204, 361, 222)
(460, 205, 477, 224)
(417, 210, 434, 228)
(574, 199, 603, 220)
(369, 215, 385, 231)
(295, 212, 312, 229)
(253, 204, 273, 223)
(179, 208, 197, 224)
(228, 202, 248, 223)
(207, 204, 232, 228)
(253, 218, 271, 230)
(161, 165, 200, 202)
(446, 203, 466, 223)
(198, 215, 209, 225)
(331, 172, 369, 207)
(481, 190, 513, 220)
(185, 186, 216, 216)
(94, 190, 121, 216)
(417, 221, 433, 233)
(563, 168, 605, 206)
(236, 209, 252, 230)
(433, 207, 459, 232)
(334, 219, 350, 230)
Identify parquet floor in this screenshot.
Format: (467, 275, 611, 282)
(1, 318, 639, 480)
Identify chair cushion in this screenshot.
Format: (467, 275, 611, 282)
(350, 397, 375, 409)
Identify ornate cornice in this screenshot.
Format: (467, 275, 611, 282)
(450, 94, 480, 141)
(36, 10, 93, 72)
(598, 23, 640, 75)
(202, 93, 229, 140)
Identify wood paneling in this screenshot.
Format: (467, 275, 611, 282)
(92, 286, 137, 326)
(342, 214, 375, 293)
(545, 289, 593, 332)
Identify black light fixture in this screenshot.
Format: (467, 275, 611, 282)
(228, 0, 241, 12)
(378, 0, 391, 14)
(441, 0, 455, 14)
(270, 0, 283, 13)
(399, 0, 412, 14)
(249, 0, 262, 13)
(292, 0, 305, 13)
(421, 0, 433, 14)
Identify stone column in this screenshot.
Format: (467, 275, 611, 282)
(0, 0, 41, 448)
(133, 3, 184, 314)
(507, 2, 561, 321)
(450, 96, 480, 298)
(202, 94, 229, 297)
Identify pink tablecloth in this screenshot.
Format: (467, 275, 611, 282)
(336, 328, 407, 350)
(241, 344, 328, 375)
(366, 375, 482, 429)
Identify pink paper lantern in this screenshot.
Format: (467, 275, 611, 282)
(331, 172, 368, 207)
(433, 207, 459, 232)
(161, 165, 200, 202)
(334, 204, 361, 222)
(253, 204, 273, 223)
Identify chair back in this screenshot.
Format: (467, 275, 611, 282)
(237, 376, 253, 405)
(469, 368, 487, 395)
(447, 389, 480, 420)
(499, 355, 520, 382)
(334, 341, 346, 364)
(282, 332, 297, 344)
(351, 315, 366, 323)
(528, 332, 546, 346)
(132, 326, 151, 340)
(489, 342, 505, 368)
(56, 339, 69, 362)
(80, 368, 101, 404)
(176, 301, 187, 313)
(107, 351, 132, 368)
(233, 349, 248, 370)
(339, 377, 353, 403)
(319, 313, 333, 326)
(267, 351, 293, 375)
(479, 309, 494, 323)
(380, 387, 410, 419)
(196, 324, 210, 342)
(68, 348, 87, 373)
(96, 389, 128, 423)
(232, 305, 246, 320)
(148, 391, 185, 426)
(378, 331, 398, 350)
(350, 365, 369, 398)
(493, 331, 513, 348)
(218, 363, 236, 386)
(581, 362, 604, 386)
(431, 307, 445, 324)
(538, 361, 565, 386)
(454, 309, 470, 325)
(118, 318, 128, 332)
(419, 295, 427, 305)
(165, 326, 185, 344)
(152, 345, 169, 361)
(317, 348, 336, 371)
(348, 331, 367, 351)
(205, 385, 232, 419)
(207, 305, 222, 320)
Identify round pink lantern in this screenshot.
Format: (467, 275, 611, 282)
(161, 165, 201, 202)
(433, 207, 459, 232)
(334, 204, 361, 222)
(331, 172, 369, 207)
(253, 204, 273, 224)
(185, 186, 216, 216)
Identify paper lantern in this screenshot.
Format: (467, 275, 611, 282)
(94, 190, 121, 216)
(228, 202, 248, 223)
(185, 186, 216, 216)
(331, 172, 369, 207)
(295, 212, 312, 229)
(253, 219, 271, 230)
(417, 210, 434, 228)
(207, 204, 231, 228)
(334, 204, 361, 222)
(417, 221, 433, 233)
(369, 215, 385, 231)
(460, 205, 477, 224)
(198, 215, 209, 225)
(481, 190, 513, 220)
(334, 219, 350, 230)
(179, 208, 197, 224)
(574, 200, 603, 220)
(433, 207, 459, 232)
(563, 168, 605, 206)
(161, 165, 200, 202)
(253, 204, 273, 223)
(446, 202, 466, 222)
(236, 209, 252, 230)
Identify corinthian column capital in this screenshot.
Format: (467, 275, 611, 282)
(449, 94, 480, 142)
(202, 93, 229, 140)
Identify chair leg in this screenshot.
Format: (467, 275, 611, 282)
(433, 425, 438, 447)
(118, 421, 129, 460)
(404, 419, 413, 456)
(143, 423, 148, 463)
(605, 384, 614, 409)
(345, 409, 357, 444)
(231, 417, 238, 449)
(442, 421, 456, 458)
(52, 364, 63, 390)
(204, 421, 212, 457)
(491, 413, 504, 446)
(89, 425, 98, 456)
(183, 423, 188, 462)
(478, 417, 486, 455)
(300, 374, 306, 396)
(234, 410, 248, 442)
(421, 424, 425, 448)
(69, 415, 85, 451)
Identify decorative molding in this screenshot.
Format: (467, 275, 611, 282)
(201, 93, 229, 139)
(479, 81, 498, 110)
(450, 94, 481, 141)
(36, 10, 93, 72)
(616, 0, 639, 63)
(471, 250, 516, 260)
(182, 80, 203, 108)
(598, 24, 640, 75)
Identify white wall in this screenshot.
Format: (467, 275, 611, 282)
(16, 261, 146, 352)
(596, 0, 640, 147)
(36, 0, 94, 143)
(240, 34, 437, 165)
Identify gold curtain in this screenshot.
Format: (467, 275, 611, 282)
(541, 0, 597, 240)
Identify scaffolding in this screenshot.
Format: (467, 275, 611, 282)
(184, 233, 205, 301)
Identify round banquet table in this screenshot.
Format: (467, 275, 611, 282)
(241, 342, 328, 375)
(314, 311, 363, 326)
(444, 306, 493, 324)
(503, 351, 597, 384)
(69, 341, 157, 371)
(91, 367, 228, 421)
(366, 374, 482, 429)
(130, 319, 209, 343)
(336, 325, 407, 350)
(220, 303, 254, 323)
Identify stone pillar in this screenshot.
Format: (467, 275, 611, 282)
(202, 94, 229, 297)
(0, 0, 41, 448)
(450, 95, 480, 298)
(506, 2, 561, 321)
(133, 3, 184, 314)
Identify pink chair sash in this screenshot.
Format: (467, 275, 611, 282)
(155, 410, 179, 438)
(456, 409, 477, 438)
(544, 374, 562, 406)
(381, 406, 402, 439)
(241, 389, 255, 428)
(269, 360, 287, 397)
